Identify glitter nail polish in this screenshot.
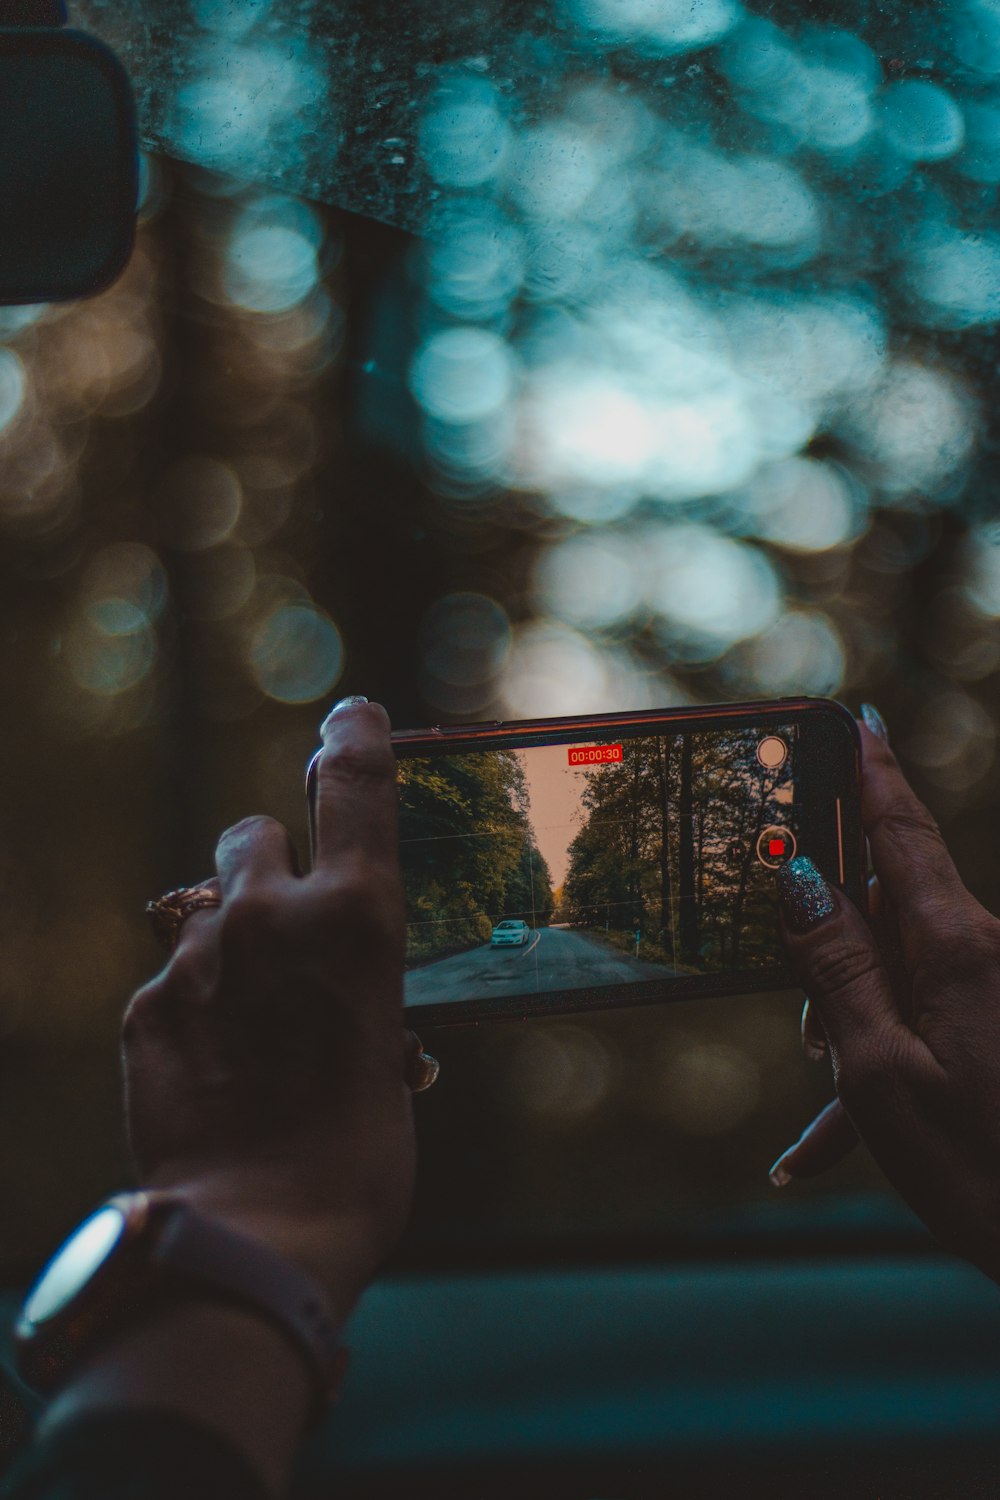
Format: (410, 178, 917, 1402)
(776, 855, 836, 934)
(859, 702, 889, 743)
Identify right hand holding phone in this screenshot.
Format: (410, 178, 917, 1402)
(772, 715, 1000, 1283)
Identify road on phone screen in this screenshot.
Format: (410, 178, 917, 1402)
(404, 925, 677, 1007)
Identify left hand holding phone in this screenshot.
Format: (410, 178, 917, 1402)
(123, 696, 430, 1323)
(771, 716, 1000, 1285)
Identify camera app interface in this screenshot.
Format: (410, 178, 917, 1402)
(399, 725, 799, 1007)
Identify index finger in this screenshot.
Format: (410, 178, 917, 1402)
(859, 720, 974, 964)
(311, 697, 399, 871)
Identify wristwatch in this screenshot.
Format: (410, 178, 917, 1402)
(12, 1192, 348, 1428)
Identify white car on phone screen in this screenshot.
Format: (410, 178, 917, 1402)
(490, 919, 530, 947)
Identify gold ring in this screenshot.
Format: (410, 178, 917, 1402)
(146, 883, 222, 951)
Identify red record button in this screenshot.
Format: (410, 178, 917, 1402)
(756, 825, 797, 869)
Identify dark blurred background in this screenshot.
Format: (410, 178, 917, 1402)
(5, 0, 1000, 1279)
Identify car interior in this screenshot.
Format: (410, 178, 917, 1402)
(4, 0, 1000, 1496)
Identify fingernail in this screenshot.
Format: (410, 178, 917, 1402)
(860, 703, 889, 743)
(328, 695, 369, 715)
(801, 999, 828, 1062)
(768, 1155, 793, 1188)
(776, 855, 836, 934)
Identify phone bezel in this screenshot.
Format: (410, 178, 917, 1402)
(307, 696, 864, 1028)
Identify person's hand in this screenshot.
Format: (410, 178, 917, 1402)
(770, 709, 1000, 1282)
(122, 697, 426, 1324)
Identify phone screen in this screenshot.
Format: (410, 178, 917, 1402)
(398, 721, 825, 1013)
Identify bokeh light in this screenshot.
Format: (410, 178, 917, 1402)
(419, 593, 512, 714)
(65, 605, 157, 697)
(80, 543, 169, 623)
(903, 688, 996, 792)
(192, 0, 273, 39)
(504, 1026, 617, 1122)
(964, 524, 1000, 618)
(534, 533, 638, 630)
(906, 228, 1000, 329)
(250, 603, 344, 703)
(879, 81, 965, 162)
(170, 33, 332, 186)
(409, 327, 516, 424)
(155, 455, 243, 550)
(958, 102, 1000, 181)
(730, 610, 847, 696)
(735, 458, 865, 552)
(641, 524, 782, 654)
(224, 197, 324, 314)
(572, 0, 742, 57)
(954, 0, 1000, 76)
(425, 206, 526, 322)
(419, 76, 511, 189)
(499, 621, 678, 717)
(838, 360, 976, 497)
(0, 349, 27, 435)
(654, 1039, 760, 1136)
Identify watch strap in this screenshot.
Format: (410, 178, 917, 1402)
(141, 1194, 346, 1426)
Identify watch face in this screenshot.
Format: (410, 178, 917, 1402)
(22, 1204, 127, 1326)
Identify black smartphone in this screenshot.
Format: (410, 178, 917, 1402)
(307, 697, 864, 1027)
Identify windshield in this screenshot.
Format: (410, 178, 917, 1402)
(1, 0, 993, 1274)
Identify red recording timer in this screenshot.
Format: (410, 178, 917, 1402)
(567, 743, 623, 766)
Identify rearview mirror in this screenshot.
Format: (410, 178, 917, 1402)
(0, 16, 138, 306)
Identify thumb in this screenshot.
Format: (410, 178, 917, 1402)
(775, 856, 924, 1117)
(769, 1097, 858, 1187)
